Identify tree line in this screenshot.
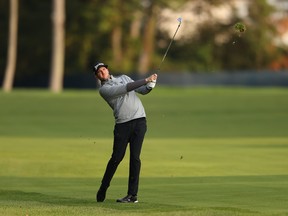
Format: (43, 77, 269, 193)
(0, 0, 286, 92)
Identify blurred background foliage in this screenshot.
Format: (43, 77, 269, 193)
(0, 0, 287, 81)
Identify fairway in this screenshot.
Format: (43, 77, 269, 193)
(1, 87, 288, 216)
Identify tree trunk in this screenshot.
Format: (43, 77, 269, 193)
(2, 0, 18, 92)
(111, 0, 123, 69)
(112, 25, 123, 69)
(138, 4, 156, 75)
(50, 0, 65, 93)
(130, 11, 142, 39)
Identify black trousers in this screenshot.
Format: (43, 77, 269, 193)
(100, 117, 147, 196)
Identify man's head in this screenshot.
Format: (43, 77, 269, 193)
(93, 62, 108, 74)
(93, 62, 110, 81)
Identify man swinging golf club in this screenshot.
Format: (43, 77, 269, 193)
(94, 62, 157, 203)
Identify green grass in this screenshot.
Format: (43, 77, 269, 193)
(0, 87, 288, 216)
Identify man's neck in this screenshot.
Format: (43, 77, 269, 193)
(101, 75, 112, 85)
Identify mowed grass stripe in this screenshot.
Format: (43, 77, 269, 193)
(1, 137, 288, 177)
(0, 176, 288, 215)
(0, 87, 288, 138)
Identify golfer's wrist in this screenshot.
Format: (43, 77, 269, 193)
(146, 77, 154, 83)
(126, 79, 147, 92)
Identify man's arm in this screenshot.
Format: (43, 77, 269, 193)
(100, 74, 158, 99)
(126, 79, 147, 92)
(126, 74, 158, 92)
(99, 84, 127, 100)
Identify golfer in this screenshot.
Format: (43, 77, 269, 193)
(93, 62, 157, 203)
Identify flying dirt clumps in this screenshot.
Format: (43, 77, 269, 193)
(234, 22, 246, 33)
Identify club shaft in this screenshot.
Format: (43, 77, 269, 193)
(157, 23, 181, 71)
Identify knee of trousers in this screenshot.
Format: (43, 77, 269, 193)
(130, 156, 141, 162)
(110, 156, 124, 165)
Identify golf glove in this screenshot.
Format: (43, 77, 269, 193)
(146, 80, 157, 89)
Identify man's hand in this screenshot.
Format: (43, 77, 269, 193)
(146, 74, 158, 89)
(146, 80, 156, 89)
(145, 74, 158, 82)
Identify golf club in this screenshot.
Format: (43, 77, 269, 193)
(157, 17, 182, 72)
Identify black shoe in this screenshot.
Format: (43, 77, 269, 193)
(116, 195, 138, 203)
(96, 187, 107, 202)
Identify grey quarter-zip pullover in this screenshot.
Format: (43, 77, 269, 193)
(99, 75, 151, 123)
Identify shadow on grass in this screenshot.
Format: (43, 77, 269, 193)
(0, 189, 187, 212)
(0, 190, 94, 206)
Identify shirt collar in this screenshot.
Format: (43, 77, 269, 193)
(101, 75, 114, 86)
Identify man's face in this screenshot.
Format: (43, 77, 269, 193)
(96, 66, 110, 81)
